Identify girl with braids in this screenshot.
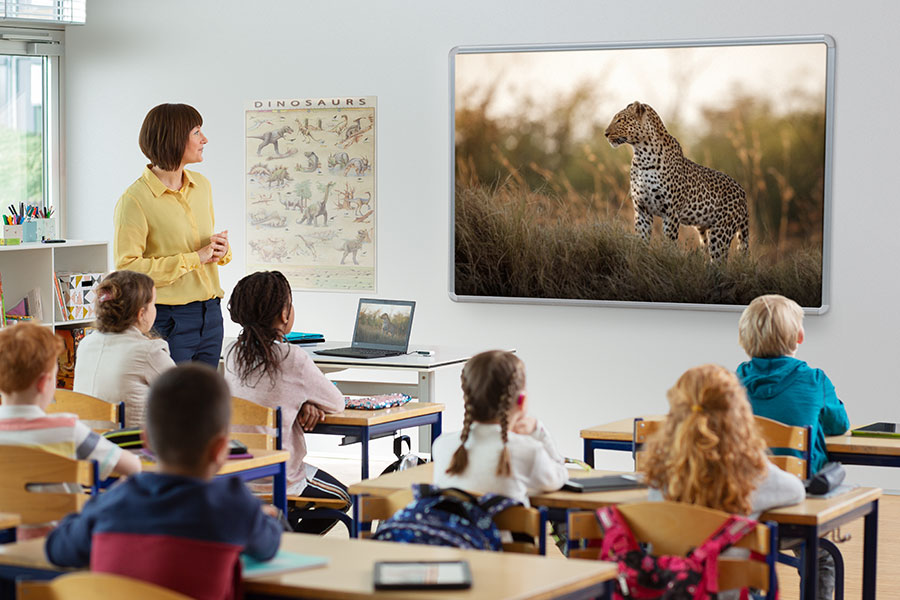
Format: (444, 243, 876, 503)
(641, 364, 804, 518)
(224, 270, 348, 534)
(74, 270, 175, 428)
(431, 350, 567, 505)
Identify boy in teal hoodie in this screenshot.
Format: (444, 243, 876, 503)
(736, 294, 849, 474)
(737, 293, 848, 600)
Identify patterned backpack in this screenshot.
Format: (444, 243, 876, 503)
(596, 505, 760, 600)
(372, 484, 520, 551)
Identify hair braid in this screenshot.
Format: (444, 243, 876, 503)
(496, 393, 512, 476)
(446, 392, 474, 475)
(226, 271, 292, 385)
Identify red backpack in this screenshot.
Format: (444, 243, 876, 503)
(595, 505, 762, 600)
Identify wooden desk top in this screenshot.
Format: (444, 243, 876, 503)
(0, 535, 617, 600)
(246, 534, 617, 600)
(580, 416, 664, 441)
(825, 432, 900, 456)
(0, 513, 21, 530)
(320, 402, 444, 427)
(349, 465, 881, 529)
(142, 449, 289, 475)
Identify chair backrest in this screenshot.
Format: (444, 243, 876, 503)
(230, 396, 282, 450)
(632, 417, 663, 467)
(568, 501, 776, 594)
(47, 390, 124, 433)
(360, 488, 544, 553)
(18, 572, 193, 600)
(0, 445, 97, 526)
(754, 415, 811, 478)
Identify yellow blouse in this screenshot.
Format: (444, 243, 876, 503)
(113, 167, 232, 306)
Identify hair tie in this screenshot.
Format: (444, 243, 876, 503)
(691, 404, 702, 413)
(98, 292, 112, 303)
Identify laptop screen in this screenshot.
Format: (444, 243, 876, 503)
(351, 299, 416, 351)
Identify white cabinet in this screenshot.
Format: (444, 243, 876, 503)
(0, 241, 108, 328)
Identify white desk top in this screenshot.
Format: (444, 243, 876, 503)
(299, 341, 488, 370)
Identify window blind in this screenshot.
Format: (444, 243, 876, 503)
(1, 0, 85, 24)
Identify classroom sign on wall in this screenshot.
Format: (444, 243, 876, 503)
(245, 97, 376, 292)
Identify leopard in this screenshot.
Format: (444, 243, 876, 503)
(604, 101, 749, 262)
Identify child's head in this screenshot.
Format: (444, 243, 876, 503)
(446, 350, 526, 478)
(146, 363, 232, 478)
(640, 364, 768, 515)
(94, 270, 157, 334)
(0, 322, 63, 408)
(738, 294, 804, 358)
(227, 270, 293, 384)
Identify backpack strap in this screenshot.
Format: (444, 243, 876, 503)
(595, 505, 641, 559)
(477, 494, 522, 518)
(688, 515, 759, 594)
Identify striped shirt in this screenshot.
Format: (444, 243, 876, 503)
(0, 404, 122, 481)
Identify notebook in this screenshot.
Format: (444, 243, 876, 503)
(241, 550, 329, 578)
(315, 298, 415, 359)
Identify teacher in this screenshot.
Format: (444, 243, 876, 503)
(114, 103, 231, 368)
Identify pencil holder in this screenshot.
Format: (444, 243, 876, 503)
(22, 220, 38, 243)
(0, 224, 23, 245)
(36, 217, 57, 241)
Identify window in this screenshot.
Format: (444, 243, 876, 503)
(1, 1, 85, 25)
(0, 26, 63, 224)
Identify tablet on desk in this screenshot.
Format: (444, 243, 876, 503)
(562, 474, 647, 493)
(373, 561, 472, 590)
(851, 423, 900, 438)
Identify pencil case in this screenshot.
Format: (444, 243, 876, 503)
(345, 393, 411, 410)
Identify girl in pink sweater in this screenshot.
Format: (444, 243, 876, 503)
(224, 271, 349, 533)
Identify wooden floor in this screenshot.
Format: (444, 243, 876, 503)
(315, 455, 898, 599)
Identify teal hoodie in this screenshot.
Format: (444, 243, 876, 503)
(736, 356, 849, 474)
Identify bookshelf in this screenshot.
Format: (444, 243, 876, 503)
(0, 240, 108, 328)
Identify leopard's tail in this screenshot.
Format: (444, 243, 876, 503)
(739, 215, 750, 254)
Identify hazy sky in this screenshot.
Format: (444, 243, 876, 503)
(455, 41, 828, 135)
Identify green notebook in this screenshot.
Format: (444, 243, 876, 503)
(850, 423, 900, 439)
(241, 550, 329, 578)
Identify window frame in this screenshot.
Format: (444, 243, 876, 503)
(0, 24, 65, 234)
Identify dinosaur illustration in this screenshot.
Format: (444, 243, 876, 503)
(340, 229, 371, 265)
(248, 126, 293, 156)
(298, 181, 335, 227)
(266, 166, 293, 188)
(296, 151, 320, 173)
(294, 119, 322, 144)
(354, 209, 374, 223)
(328, 152, 350, 174)
(344, 157, 370, 177)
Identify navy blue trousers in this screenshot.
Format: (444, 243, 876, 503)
(153, 298, 224, 368)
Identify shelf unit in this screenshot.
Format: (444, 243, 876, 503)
(0, 240, 108, 328)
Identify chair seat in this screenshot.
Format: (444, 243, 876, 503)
(257, 494, 349, 510)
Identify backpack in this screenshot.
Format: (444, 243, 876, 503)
(379, 434, 426, 476)
(596, 505, 759, 600)
(372, 484, 519, 551)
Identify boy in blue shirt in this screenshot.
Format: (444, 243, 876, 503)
(46, 363, 282, 600)
(737, 293, 848, 600)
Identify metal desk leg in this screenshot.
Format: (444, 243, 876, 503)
(351, 495, 361, 538)
(801, 527, 818, 600)
(431, 412, 442, 446)
(583, 439, 595, 468)
(417, 371, 435, 453)
(273, 461, 287, 517)
(863, 500, 878, 600)
(361, 427, 370, 481)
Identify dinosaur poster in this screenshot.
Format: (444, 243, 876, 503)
(245, 97, 376, 291)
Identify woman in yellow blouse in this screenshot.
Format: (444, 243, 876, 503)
(114, 103, 231, 367)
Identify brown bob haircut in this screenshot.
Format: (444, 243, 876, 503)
(139, 103, 203, 172)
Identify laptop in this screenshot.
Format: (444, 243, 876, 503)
(314, 298, 416, 359)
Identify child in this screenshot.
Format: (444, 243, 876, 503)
(737, 294, 849, 475)
(224, 270, 349, 533)
(431, 350, 568, 505)
(74, 270, 175, 428)
(737, 294, 848, 600)
(0, 323, 141, 538)
(641, 364, 805, 519)
(46, 363, 282, 600)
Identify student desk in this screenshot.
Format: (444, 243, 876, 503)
(302, 342, 483, 452)
(350, 465, 881, 600)
(0, 534, 618, 600)
(0, 514, 20, 545)
(581, 417, 900, 470)
(143, 449, 290, 517)
(311, 402, 443, 480)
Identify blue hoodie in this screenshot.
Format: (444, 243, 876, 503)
(737, 356, 849, 474)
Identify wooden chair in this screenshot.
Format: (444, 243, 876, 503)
(0, 445, 98, 529)
(567, 501, 778, 599)
(18, 572, 191, 599)
(754, 415, 812, 479)
(359, 488, 547, 554)
(230, 396, 352, 534)
(47, 390, 124, 433)
(632, 417, 663, 469)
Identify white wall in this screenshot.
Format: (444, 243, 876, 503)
(64, 0, 900, 485)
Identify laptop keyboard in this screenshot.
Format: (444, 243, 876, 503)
(315, 347, 403, 358)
